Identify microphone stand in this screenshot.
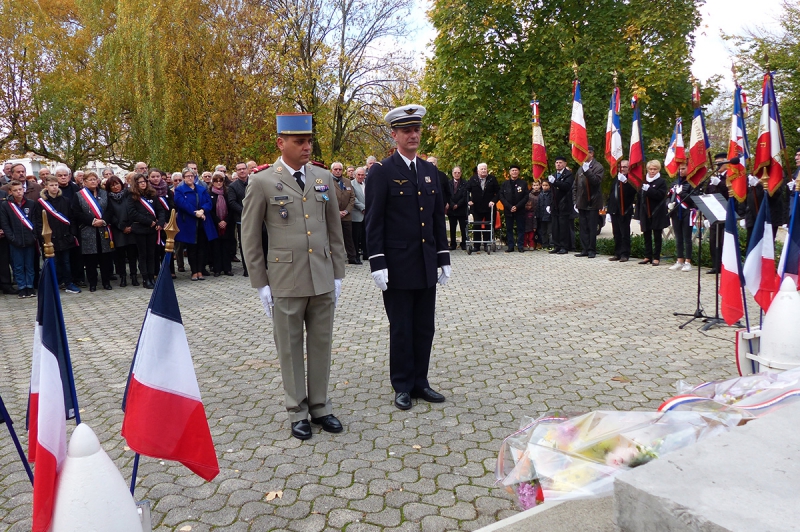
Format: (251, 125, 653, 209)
(700, 222, 728, 331)
(674, 210, 710, 329)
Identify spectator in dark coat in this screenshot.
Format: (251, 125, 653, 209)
(209, 172, 234, 276)
(499, 165, 529, 252)
(637, 160, 669, 266)
(668, 162, 700, 272)
(524, 180, 540, 250)
(0, 180, 37, 297)
(174, 169, 217, 281)
(447, 166, 468, 250)
(105, 175, 139, 287)
(548, 156, 576, 254)
(537, 180, 554, 249)
(127, 173, 166, 289)
(71, 171, 114, 291)
(466, 162, 500, 252)
(33, 177, 80, 293)
(227, 163, 250, 276)
(607, 160, 637, 262)
(572, 147, 605, 258)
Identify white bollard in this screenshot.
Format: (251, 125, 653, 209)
(757, 276, 800, 371)
(51, 423, 141, 532)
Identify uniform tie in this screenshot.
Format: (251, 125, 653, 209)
(294, 171, 304, 190)
(409, 161, 417, 184)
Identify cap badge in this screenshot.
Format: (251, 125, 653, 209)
(405, 108, 417, 115)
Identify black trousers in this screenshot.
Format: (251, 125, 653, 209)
(673, 215, 693, 262)
(84, 252, 113, 287)
(382, 285, 437, 393)
(69, 245, 85, 283)
(578, 209, 598, 254)
(708, 222, 724, 270)
(505, 211, 526, 250)
(352, 221, 364, 259)
(610, 212, 633, 258)
(0, 237, 12, 290)
(448, 215, 467, 248)
(114, 244, 138, 277)
(341, 219, 356, 260)
(186, 229, 208, 274)
(552, 213, 572, 251)
(210, 237, 232, 274)
(471, 212, 491, 249)
(135, 233, 158, 277)
(643, 229, 663, 261)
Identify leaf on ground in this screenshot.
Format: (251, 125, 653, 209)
(412, 445, 421, 450)
(265, 490, 283, 501)
(179, 526, 192, 531)
(76, 338, 91, 342)
(611, 376, 632, 383)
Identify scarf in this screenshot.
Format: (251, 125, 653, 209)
(212, 186, 228, 231)
(152, 177, 169, 197)
(109, 191, 125, 202)
(646, 173, 660, 183)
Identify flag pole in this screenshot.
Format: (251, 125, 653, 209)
(781, 190, 800, 282)
(129, 209, 180, 497)
(0, 393, 34, 484)
(41, 211, 81, 424)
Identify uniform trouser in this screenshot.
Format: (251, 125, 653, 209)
(611, 212, 633, 258)
(341, 219, 356, 260)
(578, 209, 598, 254)
(382, 285, 436, 393)
(505, 211, 525, 250)
(135, 233, 157, 277)
(84, 252, 113, 287)
(210, 237, 232, 273)
(352, 221, 364, 258)
(114, 244, 138, 277)
(552, 213, 571, 251)
(643, 229, 663, 261)
(273, 291, 335, 422)
(673, 214, 693, 261)
(448, 216, 467, 248)
(69, 246, 85, 283)
(0, 238, 12, 290)
(708, 222, 724, 270)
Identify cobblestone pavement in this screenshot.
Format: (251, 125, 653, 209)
(0, 246, 741, 531)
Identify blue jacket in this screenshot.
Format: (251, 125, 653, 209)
(173, 182, 217, 244)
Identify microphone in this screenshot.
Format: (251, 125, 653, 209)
(715, 156, 740, 166)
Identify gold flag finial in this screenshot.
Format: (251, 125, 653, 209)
(731, 61, 738, 82)
(164, 209, 180, 254)
(41, 210, 54, 259)
(572, 62, 579, 79)
(612, 70, 618, 87)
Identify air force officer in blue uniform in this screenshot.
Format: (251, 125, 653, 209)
(365, 105, 452, 411)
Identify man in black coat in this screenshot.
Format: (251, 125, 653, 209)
(466, 163, 499, 252)
(365, 104, 451, 411)
(0, 188, 12, 294)
(499, 165, 529, 252)
(548, 156, 575, 254)
(573, 147, 605, 258)
(447, 166, 469, 250)
(427, 156, 452, 218)
(606, 159, 637, 262)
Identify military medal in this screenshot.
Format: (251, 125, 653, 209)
(276, 166, 283, 173)
(316, 179, 323, 184)
(279, 207, 288, 219)
(314, 185, 329, 192)
(276, 182, 283, 191)
(424, 176, 431, 183)
(322, 194, 329, 201)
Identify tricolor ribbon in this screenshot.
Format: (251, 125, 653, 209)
(158, 196, 169, 212)
(9, 202, 34, 231)
(140, 198, 162, 244)
(79, 188, 104, 219)
(38, 198, 71, 226)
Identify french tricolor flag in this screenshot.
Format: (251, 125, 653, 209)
(777, 192, 800, 284)
(664, 117, 685, 178)
(569, 80, 589, 164)
(628, 95, 645, 189)
(743, 195, 779, 312)
(720, 198, 745, 325)
(727, 84, 750, 202)
(28, 259, 79, 532)
(754, 72, 786, 196)
(121, 258, 219, 481)
(604, 87, 622, 175)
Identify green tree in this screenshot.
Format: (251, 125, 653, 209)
(421, 0, 705, 179)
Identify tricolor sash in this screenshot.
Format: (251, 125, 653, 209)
(79, 188, 104, 219)
(139, 197, 156, 218)
(158, 196, 169, 212)
(9, 202, 34, 231)
(38, 198, 71, 226)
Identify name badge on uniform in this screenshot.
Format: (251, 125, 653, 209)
(274, 195, 289, 201)
(424, 176, 431, 183)
(279, 207, 288, 219)
(314, 185, 329, 192)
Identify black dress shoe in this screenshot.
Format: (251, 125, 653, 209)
(549, 248, 560, 254)
(311, 414, 343, 433)
(225, 271, 234, 276)
(394, 392, 412, 410)
(291, 420, 312, 440)
(608, 256, 620, 261)
(348, 259, 359, 264)
(587, 252, 596, 258)
(214, 272, 221, 277)
(619, 256, 629, 262)
(243, 271, 249, 277)
(103, 283, 113, 290)
(411, 387, 445, 403)
(557, 249, 567, 255)
(706, 269, 718, 274)
(575, 252, 588, 257)
(89, 285, 97, 292)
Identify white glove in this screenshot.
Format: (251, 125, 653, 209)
(739, 219, 746, 228)
(548, 175, 555, 183)
(618, 174, 627, 183)
(642, 183, 650, 191)
(371, 269, 388, 291)
(672, 185, 680, 194)
(334, 278, 342, 307)
(438, 265, 451, 286)
(574, 205, 579, 214)
(789, 180, 796, 191)
(710, 176, 721, 186)
(668, 202, 676, 211)
(582, 162, 590, 171)
(748, 175, 759, 187)
(257, 285, 273, 318)
(703, 219, 710, 229)
(545, 206, 551, 214)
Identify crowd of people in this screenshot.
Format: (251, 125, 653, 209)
(1, 145, 797, 300)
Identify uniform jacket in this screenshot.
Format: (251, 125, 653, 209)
(227, 177, 248, 224)
(499, 178, 529, 213)
(0, 197, 37, 248)
(333, 176, 356, 221)
(351, 180, 366, 223)
(704, 170, 729, 200)
(127, 192, 167, 235)
(71, 188, 113, 254)
(551, 168, 576, 218)
(365, 152, 450, 290)
(448, 178, 468, 217)
(637, 176, 669, 231)
(466, 174, 500, 216)
(33, 189, 77, 252)
(436, 168, 451, 212)
(573, 159, 605, 210)
(606, 177, 637, 217)
(173, 182, 218, 244)
(240, 158, 346, 297)
(106, 190, 136, 247)
(210, 188, 234, 240)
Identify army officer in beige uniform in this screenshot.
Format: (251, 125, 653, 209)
(241, 113, 347, 441)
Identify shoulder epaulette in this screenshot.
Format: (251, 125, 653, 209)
(309, 160, 329, 170)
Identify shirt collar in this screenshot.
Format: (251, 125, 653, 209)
(397, 151, 417, 170)
(279, 158, 305, 177)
